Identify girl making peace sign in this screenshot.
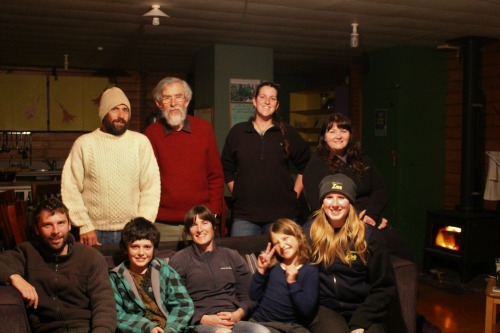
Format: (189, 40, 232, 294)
(249, 219, 319, 333)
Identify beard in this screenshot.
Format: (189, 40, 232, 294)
(163, 107, 187, 128)
(103, 116, 128, 136)
(40, 233, 70, 254)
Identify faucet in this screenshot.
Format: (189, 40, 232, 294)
(8, 154, 25, 169)
(41, 157, 57, 170)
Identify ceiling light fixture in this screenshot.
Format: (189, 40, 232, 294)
(143, 5, 169, 26)
(350, 23, 359, 48)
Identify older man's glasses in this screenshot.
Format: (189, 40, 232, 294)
(161, 94, 185, 104)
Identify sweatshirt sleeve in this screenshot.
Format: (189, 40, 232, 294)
(289, 263, 319, 323)
(162, 264, 194, 333)
(348, 230, 396, 330)
(286, 125, 311, 173)
(61, 136, 95, 233)
(88, 252, 117, 333)
(249, 270, 268, 302)
(0, 247, 28, 284)
(230, 249, 255, 316)
(363, 157, 389, 224)
(205, 126, 224, 215)
(221, 127, 237, 184)
(137, 136, 161, 222)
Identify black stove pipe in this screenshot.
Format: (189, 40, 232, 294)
(455, 37, 486, 212)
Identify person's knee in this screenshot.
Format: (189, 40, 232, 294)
(214, 328, 231, 333)
(309, 306, 349, 333)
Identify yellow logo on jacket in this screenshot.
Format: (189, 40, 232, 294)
(345, 251, 358, 262)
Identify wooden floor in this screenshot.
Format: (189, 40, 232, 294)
(416, 281, 486, 333)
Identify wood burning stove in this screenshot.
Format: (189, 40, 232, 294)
(424, 210, 498, 283)
(424, 37, 499, 284)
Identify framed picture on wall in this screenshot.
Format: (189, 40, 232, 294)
(194, 107, 214, 126)
(229, 78, 261, 127)
(374, 108, 387, 136)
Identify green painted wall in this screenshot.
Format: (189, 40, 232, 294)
(194, 44, 273, 151)
(361, 46, 447, 267)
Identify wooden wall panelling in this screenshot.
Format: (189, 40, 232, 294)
(444, 42, 500, 211)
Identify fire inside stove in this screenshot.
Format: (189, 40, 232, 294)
(434, 226, 462, 251)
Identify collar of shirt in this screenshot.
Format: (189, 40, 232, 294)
(161, 117, 192, 135)
(243, 119, 278, 134)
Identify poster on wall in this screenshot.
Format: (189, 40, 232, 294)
(229, 78, 261, 127)
(50, 76, 113, 131)
(0, 73, 47, 131)
(374, 108, 387, 136)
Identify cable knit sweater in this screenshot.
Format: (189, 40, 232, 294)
(61, 129, 161, 233)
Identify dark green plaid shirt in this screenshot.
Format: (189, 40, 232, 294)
(110, 258, 194, 333)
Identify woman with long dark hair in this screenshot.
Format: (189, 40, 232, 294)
(303, 113, 412, 260)
(221, 82, 310, 236)
(303, 112, 388, 226)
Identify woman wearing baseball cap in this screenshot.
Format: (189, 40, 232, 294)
(307, 174, 396, 333)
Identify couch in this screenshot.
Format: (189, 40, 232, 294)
(0, 235, 417, 333)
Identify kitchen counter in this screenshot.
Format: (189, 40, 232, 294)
(0, 180, 60, 202)
(15, 169, 62, 181)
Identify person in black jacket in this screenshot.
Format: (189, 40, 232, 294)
(306, 174, 395, 333)
(302, 113, 412, 261)
(221, 81, 310, 236)
(0, 198, 116, 333)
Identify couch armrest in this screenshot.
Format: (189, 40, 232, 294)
(0, 285, 31, 333)
(387, 255, 418, 333)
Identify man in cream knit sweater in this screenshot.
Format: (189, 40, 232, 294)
(61, 87, 160, 246)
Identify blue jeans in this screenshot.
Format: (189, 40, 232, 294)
(196, 321, 271, 333)
(230, 219, 273, 237)
(96, 230, 122, 245)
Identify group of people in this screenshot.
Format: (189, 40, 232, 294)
(0, 77, 407, 333)
(0, 183, 394, 333)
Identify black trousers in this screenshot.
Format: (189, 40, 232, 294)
(308, 306, 386, 333)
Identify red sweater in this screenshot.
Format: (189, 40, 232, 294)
(144, 116, 224, 222)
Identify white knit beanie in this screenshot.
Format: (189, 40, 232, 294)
(98, 87, 131, 121)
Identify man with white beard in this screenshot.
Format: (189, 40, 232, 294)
(144, 77, 224, 241)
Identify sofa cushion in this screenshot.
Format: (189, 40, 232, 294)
(98, 235, 270, 269)
(0, 286, 31, 333)
(244, 253, 259, 274)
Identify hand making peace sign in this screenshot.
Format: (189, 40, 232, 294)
(256, 242, 276, 275)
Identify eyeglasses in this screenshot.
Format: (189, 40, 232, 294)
(161, 94, 185, 104)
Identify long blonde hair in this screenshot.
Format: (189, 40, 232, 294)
(310, 205, 367, 269)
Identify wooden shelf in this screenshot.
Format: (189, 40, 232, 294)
(290, 90, 334, 151)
